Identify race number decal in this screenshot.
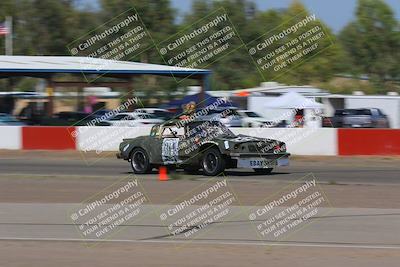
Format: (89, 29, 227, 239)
(162, 138, 181, 164)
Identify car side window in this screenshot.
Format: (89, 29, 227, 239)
(110, 114, 125, 121)
(161, 126, 183, 138)
(376, 109, 384, 116)
(370, 109, 378, 117)
(150, 125, 160, 137)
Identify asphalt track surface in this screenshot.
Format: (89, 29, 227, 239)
(1, 203, 399, 249)
(1, 152, 400, 266)
(0, 154, 400, 184)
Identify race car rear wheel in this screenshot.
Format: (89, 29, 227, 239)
(202, 148, 225, 176)
(253, 168, 273, 175)
(130, 148, 152, 174)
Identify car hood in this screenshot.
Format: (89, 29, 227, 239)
(217, 134, 280, 144)
(245, 118, 268, 122)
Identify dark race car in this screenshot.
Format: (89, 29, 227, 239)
(117, 120, 290, 176)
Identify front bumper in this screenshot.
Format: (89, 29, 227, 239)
(229, 152, 290, 158)
(229, 152, 290, 168)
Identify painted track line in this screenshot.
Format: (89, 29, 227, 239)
(0, 237, 399, 250)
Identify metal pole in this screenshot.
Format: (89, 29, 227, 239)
(77, 86, 84, 112)
(46, 77, 54, 117)
(5, 16, 13, 56)
(199, 74, 210, 108)
(128, 77, 135, 112)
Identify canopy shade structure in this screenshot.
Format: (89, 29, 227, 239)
(264, 91, 324, 109)
(0, 56, 211, 78)
(0, 56, 211, 116)
(162, 92, 235, 111)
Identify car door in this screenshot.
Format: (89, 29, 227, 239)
(160, 126, 184, 165)
(146, 125, 163, 164)
(373, 109, 388, 128)
(143, 125, 182, 165)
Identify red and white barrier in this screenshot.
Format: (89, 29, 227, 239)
(1, 126, 399, 156)
(0, 126, 22, 150)
(338, 129, 400, 156)
(231, 128, 337, 156)
(22, 126, 76, 150)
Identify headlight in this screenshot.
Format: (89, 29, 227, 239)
(224, 141, 230, 149)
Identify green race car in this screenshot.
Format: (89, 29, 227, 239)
(117, 120, 290, 176)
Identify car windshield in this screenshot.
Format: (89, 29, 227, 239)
(244, 111, 261, 118)
(336, 109, 357, 116)
(137, 114, 156, 119)
(109, 114, 129, 121)
(187, 121, 235, 138)
(93, 110, 110, 116)
(354, 109, 372, 115)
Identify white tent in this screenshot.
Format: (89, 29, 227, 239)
(264, 91, 323, 109)
(263, 91, 324, 128)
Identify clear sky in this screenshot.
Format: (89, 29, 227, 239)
(170, 0, 400, 33)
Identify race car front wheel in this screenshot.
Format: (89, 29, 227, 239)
(130, 148, 152, 174)
(202, 148, 225, 176)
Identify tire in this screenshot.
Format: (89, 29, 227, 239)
(253, 168, 273, 175)
(130, 148, 152, 174)
(201, 147, 225, 176)
(248, 123, 252, 128)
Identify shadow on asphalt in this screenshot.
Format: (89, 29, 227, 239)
(121, 169, 291, 177)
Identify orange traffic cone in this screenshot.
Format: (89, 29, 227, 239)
(159, 166, 168, 181)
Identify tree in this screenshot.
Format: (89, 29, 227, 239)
(181, 0, 262, 90)
(99, 0, 179, 97)
(100, 0, 176, 63)
(13, 0, 81, 55)
(339, 0, 400, 90)
(275, 0, 344, 85)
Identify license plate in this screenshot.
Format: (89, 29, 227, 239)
(352, 124, 361, 127)
(277, 157, 289, 166)
(237, 158, 275, 168)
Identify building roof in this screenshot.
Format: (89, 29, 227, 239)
(0, 56, 210, 78)
(234, 82, 328, 96)
(316, 94, 400, 100)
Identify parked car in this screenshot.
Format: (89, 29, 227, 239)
(198, 107, 242, 127)
(92, 109, 112, 118)
(0, 113, 26, 126)
(105, 112, 164, 127)
(342, 108, 390, 128)
(237, 110, 274, 127)
(330, 109, 353, 128)
(40, 112, 97, 126)
(117, 120, 290, 176)
(134, 108, 174, 121)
